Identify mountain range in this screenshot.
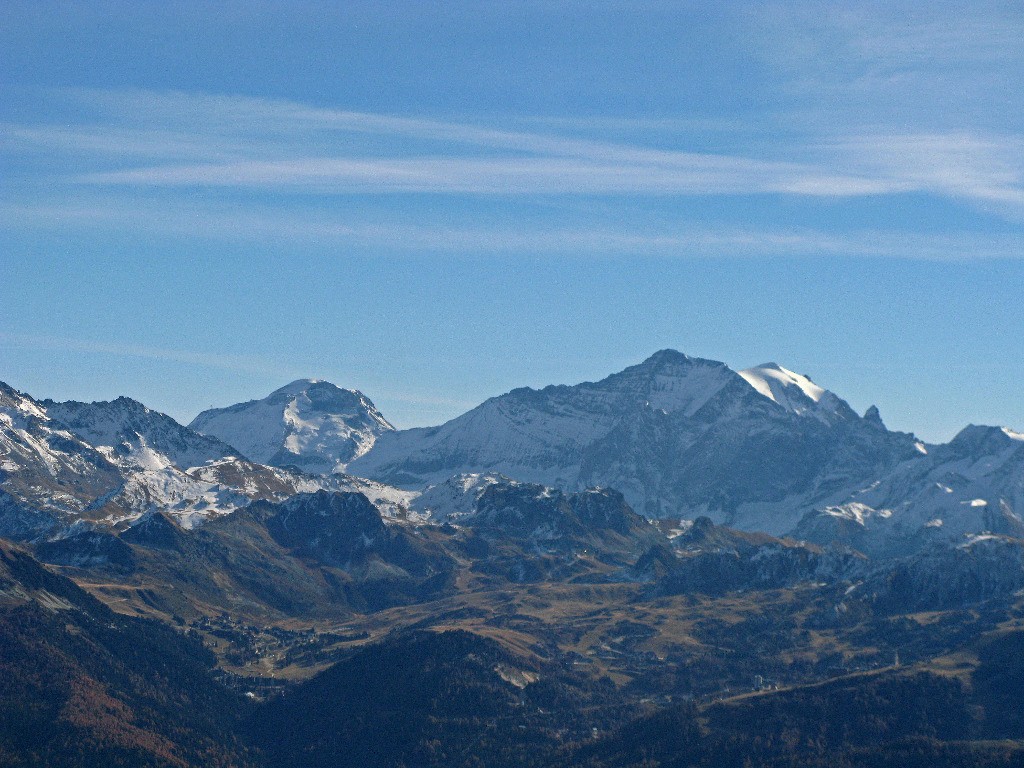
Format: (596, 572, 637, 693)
(4, 350, 1022, 558)
(0, 383, 412, 538)
(4, 350, 1024, 766)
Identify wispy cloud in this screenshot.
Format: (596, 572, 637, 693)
(5, 86, 1024, 253)
(16, 89, 893, 197)
(75, 155, 903, 197)
(742, 3, 1024, 130)
(826, 132, 1024, 212)
(7, 88, 1014, 212)
(748, 4, 1024, 77)
(849, 16, 1024, 67)
(3, 196, 1021, 261)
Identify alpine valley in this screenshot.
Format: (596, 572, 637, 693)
(3, 351, 1024, 767)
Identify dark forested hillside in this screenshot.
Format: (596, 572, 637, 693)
(248, 629, 630, 768)
(0, 540, 254, 767)
(569, 635, 1024, 768)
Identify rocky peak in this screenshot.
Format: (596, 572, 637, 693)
(863, 405, 886, 428)
(44, 396, 240, 469)
(946, 424, 1024, 456)
(121, 510, 189, 551)
(261, 491, 388, 554)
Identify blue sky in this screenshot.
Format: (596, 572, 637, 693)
(2, 1, 1023, 442)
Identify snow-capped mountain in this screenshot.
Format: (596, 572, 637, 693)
(29, 395, 270, 529)
(737, 363, 856, 423)
(349, 350, 918, 530)
(6, 354, 1023, 560)
(0, 382, 122, 537)
(44, 396, 243, 469)
(793, 424, 1024, 556)
(1, 382, 413, 534)
(190, 379, 394, 474)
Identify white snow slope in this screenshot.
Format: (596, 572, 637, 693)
(190, 379, 394, 474)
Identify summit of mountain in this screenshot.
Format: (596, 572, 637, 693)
(190, 379, 394, 474)
(348, 351, 919, 531)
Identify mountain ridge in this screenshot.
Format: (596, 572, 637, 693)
(5, 349, 1022, 554)
(1, 382, 412, 536)
(347, 350, 921, 529)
